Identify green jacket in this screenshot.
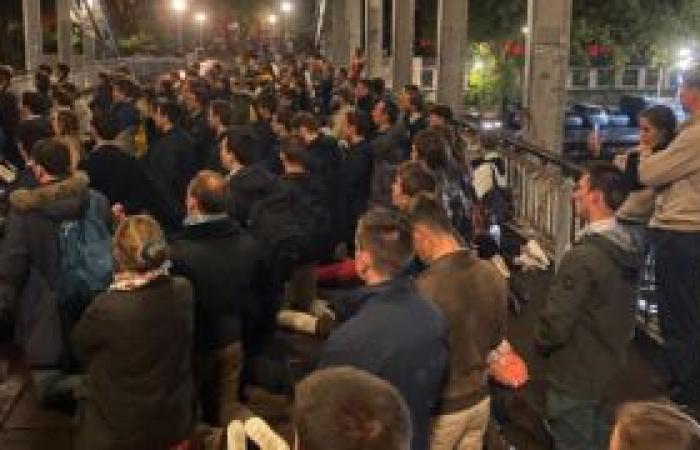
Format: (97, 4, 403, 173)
(535, 228, 639, 399)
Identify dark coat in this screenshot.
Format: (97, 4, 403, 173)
(0, 173, 109, 368)
(72, 276, 194, 450)
(319, 276, 448, 450)
(226, 164, 278, 226)
(342, 139, 373, 245)
(254, 119, 278, 166)
(417, 250, 508, 413)
(370, 125, 408, 205)
(535, 230, 639, 399)
(170, 218, 263, 351)
(145, 126, 197, 207)
(183, 110, 215, 170)
(306, 135, 345, 244)
(79, 143, 181, 230)
(110, 100, 140, 134)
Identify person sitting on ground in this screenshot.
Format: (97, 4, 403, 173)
(319, 207, 447, 450)
(409, 194, 508, 450)
(294, 367, 412, 450)
(170, 171, 263, 426)
(536, 162, 638, 450)
(609, 401, 700, 450)
(72, 215, 193, 450)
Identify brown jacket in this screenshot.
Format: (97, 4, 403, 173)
(72, 276, 194, 450)
(417, 250, 508, 413)
(639, 115, 700, 231)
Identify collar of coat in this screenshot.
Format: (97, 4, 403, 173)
(9, 171, 89, 213)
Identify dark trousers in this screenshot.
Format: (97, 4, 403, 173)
(196, 341, 248, 426)
(652, 229, 700, 406)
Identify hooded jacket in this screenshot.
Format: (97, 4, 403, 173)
(0, 172, 109, 368)
(226, 163, 279, 226)
(535, 221, 640, 399)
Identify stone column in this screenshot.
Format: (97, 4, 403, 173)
(23, 0, 43, 72)
(392, 0, 415, 92)
(522, 0, 572, 154)
(437, 0, 469, 113)
(365, 0, 384, 79)
(330, 0, 346, 67)
(57, 0, 72, 64)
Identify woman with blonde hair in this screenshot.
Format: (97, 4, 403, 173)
(72, 215, 194, 450)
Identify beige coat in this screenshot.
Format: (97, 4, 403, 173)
(639, 115, 700, 231)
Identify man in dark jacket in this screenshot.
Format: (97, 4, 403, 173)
(409, 194, 507, 450)
(110, 77, 141, 155)
(0, 66, 19, 166)
(536, 163, 638, 450)
(81, 111, 181, 232)
(171, 171, 263, 425)
(183, 85, 215, 170)
(206, 99, 235, 172)
(0, 139, 110, 406)
(146, 99, 197, 208)
(370, 97, 409, 205)
(292, 112, 345, 253)
(319, 207, 447, 450)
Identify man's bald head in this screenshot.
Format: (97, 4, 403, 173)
(187, 170, 228, 215)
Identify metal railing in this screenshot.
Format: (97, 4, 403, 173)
(498, 136, 661, 341)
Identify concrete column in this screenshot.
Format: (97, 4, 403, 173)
(437, 0, 469, 113)
(23, 0, 43, 72)
(522, 0, 572, 154)
(392, 0, 414, 92)
(330, 0, 347, 67)
(57, 0, 72, 64)
(365, 0, 384, 79)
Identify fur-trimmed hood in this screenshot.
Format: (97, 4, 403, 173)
(9, 171, 90, 221)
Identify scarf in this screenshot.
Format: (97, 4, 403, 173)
(109, 262, 171, 292)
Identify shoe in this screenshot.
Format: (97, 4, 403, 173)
(244, 417, 290, 450)
(227, 420, 246, 450)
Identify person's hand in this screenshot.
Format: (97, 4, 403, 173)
(112, 203, 126, 224)
(613, 153, 628, 171)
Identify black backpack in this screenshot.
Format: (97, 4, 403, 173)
(247, 188, 308, 283)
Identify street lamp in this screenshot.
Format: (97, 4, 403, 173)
(171, 0, 188, 54)
(281, 1, 293, 42)
(267, 14, 278, 25)
(195, 12, 207, 50)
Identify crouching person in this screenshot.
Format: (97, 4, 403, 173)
(72, 215, 194, 450)
(536, 163, 639, 450)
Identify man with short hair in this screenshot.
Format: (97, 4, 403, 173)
(630, 69, 700, 410)
(295, 367, 412, 450)
(110, 77, 141, 155)
(319, 207, 447, 450)
(183, 86, 214, 170)
(0, 66, 19, 166)
(206, 99, 235, 171)
(399, 85, 428, 142)
(171, 170, 263, 425)
(146, 100, 197, 207)
(536, 163, 638, 450)
(370, 97, 409, 205)
(409, 194, 508, 450)
(0, 138, 110, 408)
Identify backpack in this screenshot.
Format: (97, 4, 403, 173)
(58, 192, 113, 327)
(247, 188, 308, 283)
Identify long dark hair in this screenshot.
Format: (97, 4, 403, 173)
(639, 105, 677, 151)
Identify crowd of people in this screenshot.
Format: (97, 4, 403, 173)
(0, 48, 698, 450)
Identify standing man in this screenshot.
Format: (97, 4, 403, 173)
(630, 69, 700, 412)
(319, 207, 447, 450)
(409, 194, 508, 450)
(536, 163, 638, 450)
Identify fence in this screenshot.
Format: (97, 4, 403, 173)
(498, 136, 661, 342)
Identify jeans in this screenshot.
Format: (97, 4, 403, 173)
(652, 229, 700, 407)
(546, 389, 609, 450)
(431, 397, 491, 450)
